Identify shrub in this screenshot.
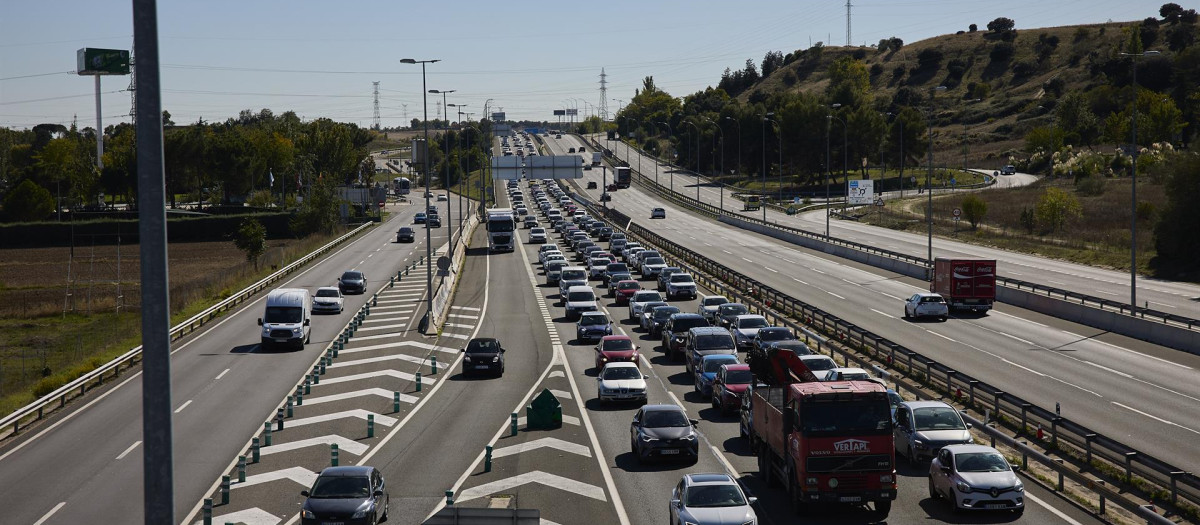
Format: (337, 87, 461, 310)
(783, 70, 798, 86)
(970, 23, 978, 32)
(917, 48, 944, 70)
(987, 17, 1016, 33)
(1137, 201, 1156, 221)
(1075, 175, 1107, 195)
(1020, 207, 1036, 233)
(1034, 187, 1083, 233)
(1073, 27, 1091, 42)
(990, 42, 1015, 62)
(961, 194, 988, 228)
(245, 189, 274, 208)
(869, 63, 884, 78)
(234, 218, 268, 269)
(1012, 60, 1037, 78)
(3, 179, 55, 222)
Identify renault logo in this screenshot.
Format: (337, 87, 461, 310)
(990, 488, 999, 498)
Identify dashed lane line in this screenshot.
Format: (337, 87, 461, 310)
(115, 440, 141, 460)
(174, 399, 193, 414)
(32, 502, 65, 525)
(215, 368, 230, 380)
(1111, 402, 1200, 436)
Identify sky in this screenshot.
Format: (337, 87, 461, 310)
(0, 0, 1172, 131)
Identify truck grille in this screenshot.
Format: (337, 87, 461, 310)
(807, 454, 892, 473)
(269, 329, 293, 338)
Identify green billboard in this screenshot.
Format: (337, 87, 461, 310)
(77, 48, 130, 75)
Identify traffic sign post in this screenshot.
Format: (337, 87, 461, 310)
(952, 207, 962, 234)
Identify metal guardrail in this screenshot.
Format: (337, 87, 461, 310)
(588, 134, 1200, 334)
(0, 221, 376, 437)
(582, 200, 1200, 519)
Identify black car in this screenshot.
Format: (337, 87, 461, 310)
(396, 227, 415, 243)
(462, 337, 505, 377)
(338, 270, 366, 295)
(717, 303, 749, 328)
(661, 313, 710, 359)
(427, 215, 442, 228)
(751, 327, 797, 354)
(300, 466, 389, 525)
(630, 404, 699, 463)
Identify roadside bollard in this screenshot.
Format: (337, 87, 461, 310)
(431, 356, 438, 375)
(397, 269, 403, 279)
(511, 412, 518, 436)
(332, 346, 339, 358)
(484, 445, 493, 473)
(276, 409, 284, 431)
(367, 414, 375, 438)
(237, 455, 246, 483)
(416, 372, 422, 392)
(393, 392, 401, 413)
(263, 422, 273, 446)
(319, 362, 326, 375)
(331, 443, 339, 466)
(445, 490, 454, 506)
(373, 294, 378, 306)
(304, 378, 311, 395)
(251, 437, 260, 463)
(286, 396, 293, 418)
(221, 475, 230, 505)
(202, 499, 212, 525)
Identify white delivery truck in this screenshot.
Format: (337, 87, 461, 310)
(258, 288, 313, 350)
(486, 208, 517, 252)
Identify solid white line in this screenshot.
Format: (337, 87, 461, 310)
(668, 391, 686, 411)
(1024, 492, 1085, 525)
(1084, 361, 1133, 378)
(925, 330, 957, 343)
(709, 444, 741, 478)
(1112, 402, 1200, 435)
(991, 310, 1049, 328)
(215, 368, 230, 380)
(792, 278, 808, 285)
(174, 399, 193, 414)
(115, 440, 142, 460)
(826, 291, 845, 300)
(32, 502, 66, 525)
(879, 292, 903, 301)
(765, 267, 778, 273)
(870, 308, 896, 319)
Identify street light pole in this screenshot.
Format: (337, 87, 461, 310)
(826, 112, 846, 237)
(684, 120, 701, 203)
(1121, 50, 1159, 312)
(923, 86, 947, 275)
(401, 58, 440, 332)
(761, 113, 774, 223)
(450, 104, 469, 234)
(431, 89, 457, 257)
(658, 121, 673, 193)
(724, 116, 740, 214)
(705, 116, 724, 213)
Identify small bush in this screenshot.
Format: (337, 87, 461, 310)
(869, 63, 884, 78)
(969, 23, 978, 32)
(1075, 175, 1107, 195)
(1020, 206, 1036, 233)
(783, 70, 798, 86)
(1137, 201, 1156, 221)
(990, 42, 1015, 62)
(1012, 60, 1037, 78)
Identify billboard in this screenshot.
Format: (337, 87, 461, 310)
(553, 110, 566, 116)
(412, 138, 429, 166)
(492, 124, 513, 136)
(77, 48, 130, 75)
(847, 179, 874, 205)
(565, 108, 578, 116)
(491, 112, 505, 121)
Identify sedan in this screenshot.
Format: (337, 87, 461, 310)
(670, 473, 757, 525)
(929, 444, 1024, 514)
(575, 311, 613, 343)
(750, 326, 797, 355)
(650, 207, 667, 219)
(312, 287, 344, 314)
(894, 401, 974, 466)
(300, 466, 389, 525)
(696, 295, 729, 322)
(729, 314, 769, 350)
(414, 212, 427, 224)
(643, 304, 680, 336)
(596, 362, 648, 403)
(905, 292, 949, 321)
(716, 303, 749, 328)
(594, 335, 639, 369)
(613, 279, 641, 304)
(461, 337, 505, 377)
(628, 290, 665, 321)
(396, 227, 415, 243)
(630, 404, 698, 463)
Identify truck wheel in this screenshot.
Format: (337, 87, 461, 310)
(874, 500, 892, 518)
(758, 452, 777, 488)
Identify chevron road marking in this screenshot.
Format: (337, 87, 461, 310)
(457, 471, 606, 503)
(491, 437, 591, 459)
(376, 298, 420, 305)
(286, 409, 397, 429)
(369, 305, 416, 313)
(361, 315, 412, 324)
(232, 466, 318, 490)
(339, 340, 458, 355)
(549, 389, 572, 400)
(328, 354, 438, 370)
(354, 323, 409, 332)
(548, 371, 565, 378)
(441, 332, 470, 340)
(260, 435, 370, 457)
(303, 387, 418, 406)
(448, 313, 480, 320)
(193, 507, 281, 525)
(451, 306, 482, 311)
(314, 369, 432, 387)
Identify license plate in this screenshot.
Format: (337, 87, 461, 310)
(475, 365, 491, 369)
(660, 449, 680, 455)
(838, 496, 862, 502)
(322, 522, 344, 525)
(273, 338, 289, 343)
(985, 504, 1007, 509)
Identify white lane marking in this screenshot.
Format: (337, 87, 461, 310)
(449, 313, 480, 319)
(304, 387, 417, 406)
(173, 399, 193, 414)
(358, 260, 365, 265)
(879, 292, 904, 301)
(550, 388, 573, 400)
(1047, 280, 1065, 285)
(924, 330, 957, 343)
(451, 305, 482, 311)
(1112, 402, 1200, 435)
(260, 435, 369, 457)
(316, 369, 432, 386)
(741, 257, 754, 263)
(32, 502, 66, 525)
(809, 267, 826, 274)
(1024, 492, 1085, 525)
(366, 253, 373, 258)
(354, 323, 410, 332)
(492, 437, 591, 459)
(1093, 290, 1118, 296)
(991, 310, 1048, 328)
(1084, 361, 1133, 378)
(287, 409, 397, 428)
(826, 291, 845, 300)
(703, 242, 712, 246)
(793, 278, 809, 285)
(441, 332, 471, 340)
(115, 440, 142, 460)
(457, 471, 607, 502)
(443, 322, 475, 329)
(709, 445, 741, 478)
(232, 466, 318, 490)
(1147, 301, 1177, 309)
(722, 249, 733, 254)
(201, 508, 282, 525)
(668, 391, 686, 411)
(328, 354, 438, 371)
(765, 267, 778, 273)
(995, 330, 1037, 346)
(360, 315, 411, 324)
(870, 309, 896, 319)
(215, 368, 230, 380)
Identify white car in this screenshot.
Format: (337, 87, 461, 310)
(640, 257, 668, 278)
(696, 295, 729, 322)
(824, 367, 879, 383)
(797, 355, 839, 381)
(904, 292, 949, 321)
(559, 267, 589, 296)
(311, 286, 344, 314)
(528, 227, 547, 243)
(664, 273, 697, 299)
(588, 257, 610, 278)
(542, 253, 566, 268)
(538, 245, 562, 265)
(729, 314, 769, 350)
(929, 444, 1024, 515)
(628, 290, 665, 321)
(596, 362, 648, 403)
(564, 285, 598, 320)
(670, 473, 758, 525)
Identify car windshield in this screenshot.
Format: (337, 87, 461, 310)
(760, 329, 794, 341)
(644, 257, 665, 265)
(562, 270, 586, 280)
(803, 358, 837, 371)
(838, 372, 870, 381)
(580, 315, 608, 326)
(315, 289, 340, 298)
(684, 485, 746, 508)
(309, 475, 371, 499)
(602, 339, 635, 351)
(487, 219, 515, 232)
(547, 263, 566, 272)
(652, 307, 680, 320)
(602, 366, 642, 380)
(399, 228, 412, 233)
(634, 292, 662, 302)
(912, 407, 966, 431)
(738, 317, 768, 329)
(955, 452, 1011, 472)
(618, 282, 640, 291)
(341, 271, 362, 281)
(466, 339, 500, 353)
(531, 228, 545, 234)
(920, 296, 945, 303)
(670, 274, 693, 283)
(725, 370, 753, 384)
(721, 304, 748, 316)
(674, 318, 708, 331)
(703, 359, 736, 373)
(264, 306, 303, 324)
(567, 291, 595, 302)
(801, 399, 891, 434)
(644, 409, 690, 428)
(703, 297, 728, 306)
(694, 334, 734, 350)
(607, 264, 628, 272)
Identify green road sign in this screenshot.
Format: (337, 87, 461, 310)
(77, 48, 130, 75)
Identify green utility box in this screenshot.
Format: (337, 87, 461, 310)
(525, 388, 562, 430)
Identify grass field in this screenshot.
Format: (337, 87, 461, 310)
(0, 230, 348, 417)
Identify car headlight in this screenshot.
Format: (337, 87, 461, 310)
(956, 481, 972, 493)
(492, 355, 500, 363)
(301, 509, 315, 519)
(1014, 481, 1024, 492)
(913, 440, 927, 449)
(293, 327, 303, 334)
(351, 508, 368, 519)
(464, 356, 472, 363)
(640, 435, 658, 442)
(683, 433, 696, 441)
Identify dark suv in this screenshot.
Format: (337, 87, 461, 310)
(685, 327, 737, 374)
(338, 270, 366, 295)
(661, 313, 709, 360)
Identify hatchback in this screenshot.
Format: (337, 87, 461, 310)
(300, 466, 389, 525)
(929, 444, 1024, 514)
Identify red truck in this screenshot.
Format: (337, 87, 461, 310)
(931, 257, 996, 312)
(749, 381, 896, 518)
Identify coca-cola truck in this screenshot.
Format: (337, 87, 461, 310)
(931, 257, 996, 312)
(749, 381, 896, 518)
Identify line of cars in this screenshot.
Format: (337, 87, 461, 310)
(256, 270, 367, 351)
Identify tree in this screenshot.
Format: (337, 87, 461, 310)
(761, 50, 784, 79)
(3, 179, 54, 221)
(1034, 187, 1082, 233)
(1024, 125, 1065, 155)
(987, 17, 1016, 34)
(960, 194, 987, 229)
(1054, 92, 1101, 146)
(826, 56, 871, 107)
(1154, 153, 1200, 267)
(1161, 2, 1184, 23)
(969, 23, 978, 32)
(233, 217, 267, 269)
(290, 174, 341, 236)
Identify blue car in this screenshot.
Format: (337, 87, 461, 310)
(694, 354, 740, 398)
(575, 311, 613, 342)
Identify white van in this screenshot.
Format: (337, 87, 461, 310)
(258, 288, 312, 350)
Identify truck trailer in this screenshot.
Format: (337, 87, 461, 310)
(614, 166, 631, 188)
(931, 257, 996, 312)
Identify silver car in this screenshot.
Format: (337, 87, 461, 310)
(929, 444, 1024, 515)
(904, 292, 949, 321)
(894, 401, 974, 466)
(669, 473, 757, 525)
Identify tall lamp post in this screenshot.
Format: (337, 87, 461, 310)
(684, 120, 701, 203)
(760, 113, 775, 223)
(826, 111, 847, 238)
(923, 86, 948, 275)
(658, 121, 673, 192)
(764, 115, 782, 208)
(704, 116, 724, 213)
(401, 58, 440, 332)
(723, 116, 740, 213)
(449, 103, 468, 235)
(430, 89, 457, 258)
(1120, 49, 1159, 311)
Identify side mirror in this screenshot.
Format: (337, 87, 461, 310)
(940, 465, 952, 474)
(373, 489, 384, 497)
(747, 496, 758, 505)
(670, 498, 681, 508)
(300, 490, 310, 497)
(1011, 464, 1020, 472)
(689, 418, 700, 426)
(643, 375, 650, 379)
(500, 348, 506, 353)
(460, 348, 466, 353)
(257, 318, 263, 326)
(303, 319, 310, 326)
(965, 422, 973, 429)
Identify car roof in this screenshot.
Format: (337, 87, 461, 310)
(669, 313, 704, 319)
(799, 354, 835, 362)
(580, 311, 607, 319)
(734, 314, 766, 320)
(902, 400, 955, 409)
(942, 444, 1002, 455)
(700, 354, 738, 362)
(316, 286, 340, 292)
(914, 292, 943, 298)
(831, 367, 868, 374)
(318, 466, 373, 477)
(759, 327, 792, 333)
(600, 334, 631, 341)
(566, 285, 593, 293)
(603, 361, 639, 369)
(721, 364, 751, 371)
(641, 403, 684, 413)
(689, 326, 730, 335)
(685, 473, 735, 485)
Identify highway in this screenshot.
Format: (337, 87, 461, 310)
(0, 197, 452, 524)
(591, 134, 1200, 317)
(542, 133, 1200, 477)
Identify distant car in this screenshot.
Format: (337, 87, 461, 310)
(607, 271, 633, 293)
(630, 404, 698, 463)
(597, 362, 647, 403)
(904, 292, 949, 321)
(1000, 165, 1017, 175)
(613, 279, 641, 305)
(696, 295, 729, 322)
(461, 337, 505, 377)
(414, 212, 427, 224)
(664, 273, 698, 300)
(751, 327, 797, 354)
(716, 303, 749, 328)
(528, 227, 548, 243)
(662, 313, 709, 358)
(426, 215, 442, 228)
(894, 400, 974, 466)
(311, 287, 344, 314)
(628, 290, 664, 321)
(569, 147, 576, 153)
(669, 473, 758, 525)
(338, 270, 366, 295)
(640, 257, 668, 279)
(797, 355, 838, 381)
(600, 192, 611, 202)
(694, 354, 740, 398)
(437, 194, 448, 201)
(650, 208, 666, 219)
(595, 335, 639, 369)
(711, 364, 752, 414)
(587, 180, 598, 189)
(684, 326, 737, 371)
(656, 267, 682, 291)
(396, 227, 415, 243)
(576, 311, 613, 342)
(729, 314, 768, 350)
(524, 216, 539, 228)
(824, 367, 877, 383)
(929, 444, 1024, 515)
(300, 466, 389, 525)
(564, 285, 598, 320)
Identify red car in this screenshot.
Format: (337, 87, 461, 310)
(711, 364, 753, 415)
(613, 280, 641, 306)
(595, 335, 639, 370)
